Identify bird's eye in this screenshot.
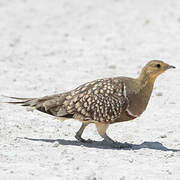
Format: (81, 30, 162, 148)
(156, 64, 161, 68)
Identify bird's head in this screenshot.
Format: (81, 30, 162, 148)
(140, 60, 175, 82)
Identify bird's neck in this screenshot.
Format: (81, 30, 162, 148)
(136, 70, 156, 101)
(137, 69, 156, 89)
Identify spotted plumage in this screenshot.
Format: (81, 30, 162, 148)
(62, 78, 128, 123)
(5, 60, 175, 148)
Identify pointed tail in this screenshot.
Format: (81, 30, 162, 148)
(2, 95, 36, 106)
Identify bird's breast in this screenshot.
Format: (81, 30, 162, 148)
(126, 89, 152, 118)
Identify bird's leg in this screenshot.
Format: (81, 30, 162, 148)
(95, 123, 130, 148)
(75, 122, 92, 143)
(95, 123, 113, 143)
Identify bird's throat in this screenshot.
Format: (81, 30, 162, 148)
(137, 69, 157, 88)
(136, 71, 155, 105)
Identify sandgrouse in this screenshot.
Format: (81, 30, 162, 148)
(6, 60, 175, 148)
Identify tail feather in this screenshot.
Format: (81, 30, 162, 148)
(6, 101, 30, 105)
(2, 94, 70, 117)
(2, 95, 33, 101)
(2, 95, 39, 107)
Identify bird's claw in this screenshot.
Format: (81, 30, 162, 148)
(75, 135, 93, 143)
(103, 140, 131, 148)
(112, 142, 131, 148)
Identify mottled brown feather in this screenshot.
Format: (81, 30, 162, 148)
(63, 78, 129, 122)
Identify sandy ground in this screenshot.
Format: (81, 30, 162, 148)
(0, 0, 180, 179)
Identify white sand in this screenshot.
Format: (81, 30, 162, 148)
(0, 0, 180, 179)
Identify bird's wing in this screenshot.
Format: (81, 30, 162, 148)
(63, 78, 129, 122)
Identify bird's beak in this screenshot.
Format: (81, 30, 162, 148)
(168, 65, 176, 69)
(165, 64, 176, 69)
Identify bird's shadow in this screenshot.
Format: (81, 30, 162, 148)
(17, 137, 180, 152)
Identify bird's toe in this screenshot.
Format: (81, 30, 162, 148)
(75, 135, 93, 143)
(108, 141, 131, 149)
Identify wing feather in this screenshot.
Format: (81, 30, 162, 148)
(63, 78, 129, 122)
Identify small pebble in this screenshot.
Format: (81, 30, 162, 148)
(52, 141, 59, 147)
(108, 65, 116, 69)
(54, 163, 60, 166)
(61, 149, 67, 155)
(128, 158, 134, 163)
(168, 130, 173, 134)
(144, 19, 150, 25)
(75, 166, 80, 170)
(164, 152, 174, 158)
(85, 176, 97, 180)
(166, 170, 172, 175)
(159, 135, 167, 138)
(85, 172, 97, 180)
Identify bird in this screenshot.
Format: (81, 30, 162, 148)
(5, 60, 175, 148)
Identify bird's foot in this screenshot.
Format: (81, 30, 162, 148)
(75, 134, 93, 143)
(112, 142, 131, 149)
(103, 140, 131, 149)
